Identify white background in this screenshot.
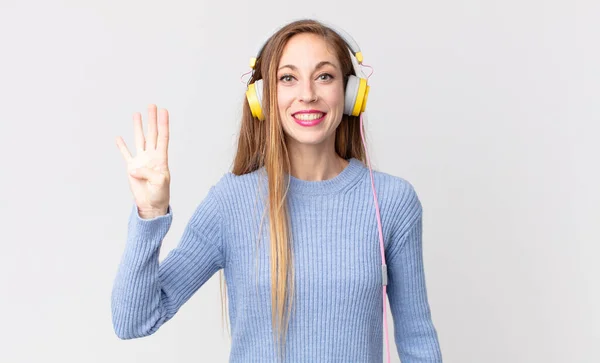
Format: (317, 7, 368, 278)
(1, 0, 598, 362)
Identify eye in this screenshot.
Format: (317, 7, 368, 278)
(279, 74, 295, 82)
(318, 73, 334, 81)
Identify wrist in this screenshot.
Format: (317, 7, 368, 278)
(138, 206, 168, 219)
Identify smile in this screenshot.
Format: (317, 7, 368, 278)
(292, 112, 326, 127)
(294, 112, 324, 120)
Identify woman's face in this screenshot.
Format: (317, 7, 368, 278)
(276, 33, 345, 150)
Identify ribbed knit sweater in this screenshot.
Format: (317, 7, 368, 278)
(111, 157, 443, 362)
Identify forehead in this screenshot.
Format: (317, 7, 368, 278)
(278, 33, 340, 68)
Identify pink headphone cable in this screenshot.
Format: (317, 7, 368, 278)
(240, 70, 252, 85)
(356, 62, 390, 363)
(359, 111, 391, 363)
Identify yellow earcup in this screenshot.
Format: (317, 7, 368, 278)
(361, 84, 370, 113)
(245, 82, 264, 121)
(351, 78, 369, 116)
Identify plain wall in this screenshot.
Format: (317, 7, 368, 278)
(0, 0, 598, 362)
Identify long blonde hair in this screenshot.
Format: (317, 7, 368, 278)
(219, 19, 367, 361)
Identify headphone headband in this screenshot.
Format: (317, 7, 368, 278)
(249, 22, 363, 69)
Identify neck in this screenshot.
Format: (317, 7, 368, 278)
(287, 152, 348, 181)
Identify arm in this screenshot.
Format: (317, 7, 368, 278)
(386, 191, 443, 362)
(111, 186, 224, 339)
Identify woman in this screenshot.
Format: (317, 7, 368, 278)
(112, 19, 443, 363)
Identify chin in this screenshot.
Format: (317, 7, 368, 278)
(287, 132, 337, 148)
(282, 113, 338, 146)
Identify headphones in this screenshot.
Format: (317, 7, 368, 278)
(245, 23, 370, 121)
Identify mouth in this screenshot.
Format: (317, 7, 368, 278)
(291, 110, 327, 126)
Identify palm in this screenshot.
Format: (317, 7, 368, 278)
(116, 104, 171, 213)
(128, 148, 170, 209)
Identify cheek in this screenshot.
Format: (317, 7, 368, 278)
(328, 86, 345, 112)
(277, 87, 294, 112)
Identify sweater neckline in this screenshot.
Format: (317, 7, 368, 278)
(285, 158, 365, 196)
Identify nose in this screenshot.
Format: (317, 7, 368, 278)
(299, 79, 318, 103)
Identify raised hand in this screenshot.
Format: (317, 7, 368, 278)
(115, 104, 171, 219)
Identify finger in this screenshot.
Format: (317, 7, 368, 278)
(115, 136, 133, 163)
(133, 112, 145, 153)
(156, 108, 169, 158)
(147, 104, 158, 150)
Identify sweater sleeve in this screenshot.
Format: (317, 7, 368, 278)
(111, 186, 224, 340)
(386, 189, 443, 362)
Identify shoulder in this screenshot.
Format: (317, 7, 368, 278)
(367, 166, 423, 228)
(208, 167, 264, 202)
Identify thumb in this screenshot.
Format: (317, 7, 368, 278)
(129, 167, 162, 183)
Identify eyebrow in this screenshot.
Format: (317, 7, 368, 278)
(278, 61, 337, 72)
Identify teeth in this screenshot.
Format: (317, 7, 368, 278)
(294, 113, 324, 120)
